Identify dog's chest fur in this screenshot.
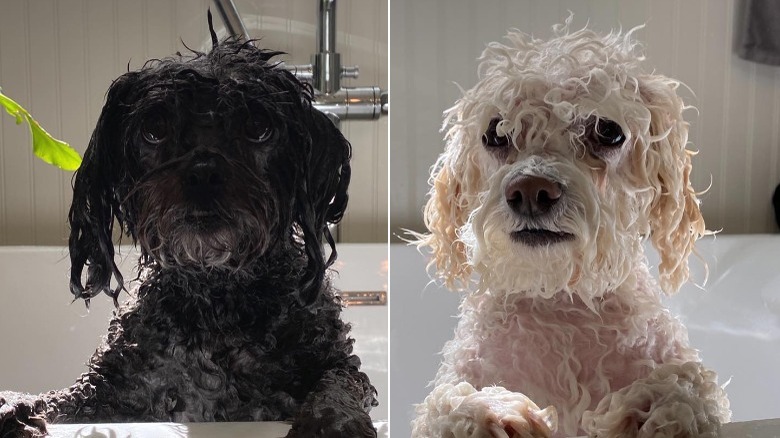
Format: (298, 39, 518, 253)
(441, 269, 699, 433)
(65, 255, 351, 423)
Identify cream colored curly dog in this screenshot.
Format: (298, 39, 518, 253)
(412, 18, 731, 438)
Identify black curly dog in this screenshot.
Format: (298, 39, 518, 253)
(0, 25, 377, 438)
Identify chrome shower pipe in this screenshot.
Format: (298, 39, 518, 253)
(314, 87, 384, 120)
(282, 64, 359, 83)
(316, 0, 337, 54)
(212, 0, 251, 41)
(312, 0, 340, 94)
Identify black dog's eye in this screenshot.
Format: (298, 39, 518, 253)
(245, 120, 272, 144)
(590, 118, 625, 148)
(482, 117, 511, 148)
(141, 117, 168, 145)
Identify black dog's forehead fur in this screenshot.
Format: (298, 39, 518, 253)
(135, 42, 304, 101)
(123, 42, 311, 152)
(131, 52, 305, 110)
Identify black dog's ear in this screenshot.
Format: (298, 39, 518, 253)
(296, 109, 352, 304)
(68, 73, 139, 306)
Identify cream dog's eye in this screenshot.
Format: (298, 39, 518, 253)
(482, 117, 510, 148)
(591, 119, 625, 147)
(141, 117, 168, 145)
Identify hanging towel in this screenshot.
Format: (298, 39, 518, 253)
(736, 0, 780, 65)
(774, 183, 780, 230)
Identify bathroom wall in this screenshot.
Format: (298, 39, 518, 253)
(391, 0, 780, 238)
(0, 0, 387, 244)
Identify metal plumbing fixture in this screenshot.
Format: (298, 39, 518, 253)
(312, 0, 340, 94)
(288, 0, 387, 125)
(212, 0, 250, 41)
(213, 0, 388, 126)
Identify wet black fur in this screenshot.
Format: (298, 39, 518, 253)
(0, 37, 376, 437)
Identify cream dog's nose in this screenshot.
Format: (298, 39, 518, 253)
(505, 175, 562, 216)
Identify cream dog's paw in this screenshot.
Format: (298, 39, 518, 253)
(414, 382, 557, 438)
(582, 362, 729, 438)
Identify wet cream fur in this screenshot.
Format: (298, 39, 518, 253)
(412, 17, 730, 438)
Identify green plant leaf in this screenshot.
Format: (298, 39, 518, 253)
(0, 89, 82, 171)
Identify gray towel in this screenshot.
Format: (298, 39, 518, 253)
(737, 0, 780, 65)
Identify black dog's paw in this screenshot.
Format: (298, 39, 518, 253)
(0, 395, 48, 438)
(286, 408, 376, 438)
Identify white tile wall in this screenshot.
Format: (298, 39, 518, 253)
(0, 0, 387, 244)
(390, 0, 780, 238)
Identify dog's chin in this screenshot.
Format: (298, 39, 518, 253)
(468, 222, 640, 303)
(472, 229, 581, 298)
(140, 217, 270, 274)
(135, 195, 275, 274)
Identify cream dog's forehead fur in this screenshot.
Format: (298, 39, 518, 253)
(453, 26, 654, 168)
(419, 18, 705, 300)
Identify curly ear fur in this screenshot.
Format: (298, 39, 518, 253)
(415, 113, 485, 290)
(68, 74, 141, 305)
(641, 79, 706, 294)
(418, 160, 470, 289)
(295, 109, 352, 304)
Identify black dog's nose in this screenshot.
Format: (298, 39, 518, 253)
(186, 157, 225, 190)
(505, 175, 562, 216)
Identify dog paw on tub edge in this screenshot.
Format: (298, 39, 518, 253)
(413, 382, 558, 438)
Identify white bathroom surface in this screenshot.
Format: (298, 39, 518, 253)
(719, 419, 780, 438)
(48, 420, 389, 438)
(570, 418, 780, 438)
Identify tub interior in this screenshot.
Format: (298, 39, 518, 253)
(390, 235, 780, 437)
(0, 243, 387, 434)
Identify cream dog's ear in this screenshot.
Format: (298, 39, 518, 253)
(416, 119, 484, 289)
(640, 77, 706, 294)
(419, 155, 471, 289)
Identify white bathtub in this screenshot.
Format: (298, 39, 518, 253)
(0, 243, 387, 438)
(390, 235, 780, 437)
